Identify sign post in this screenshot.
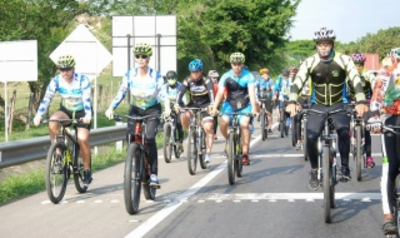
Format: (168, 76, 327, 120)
(0, 40, 38, 142)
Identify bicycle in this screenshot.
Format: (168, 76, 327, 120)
(348, 102, 366, 181)
(259, 98, 270, 141)
(180, 107, 208, 175)
(44, 119, 91, 204)
(163, 112, 181, 163)
(295, 103, 310, 160)
(299, 107, 350, 223)
(221, 112, 252, 185)
(114, 114, 160, 215)
(279, 100, 291, 138)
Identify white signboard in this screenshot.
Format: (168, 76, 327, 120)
(112, 15, 177, 77)
(50, 24, 112, 81)
(0, 40, 38, 82)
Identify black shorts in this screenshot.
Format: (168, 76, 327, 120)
(58, 106, 91, 130)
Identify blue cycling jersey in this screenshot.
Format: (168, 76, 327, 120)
(37, 73, 92, 118)
(255, 77, 275, 98)
(160, 82, 186, 105)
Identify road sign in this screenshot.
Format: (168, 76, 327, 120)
(0, 40, 38, 142)
(112, 15, 177, 77)
(50, 24, 112, 132)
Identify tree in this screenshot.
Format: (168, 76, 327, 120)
(285, 40, 315, 67)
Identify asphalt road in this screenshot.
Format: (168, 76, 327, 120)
(0, 118, 389, 238)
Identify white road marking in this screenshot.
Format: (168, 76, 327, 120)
(205, 193, 381, 200)
(94, 200, 103, 204)
(76, 200, 85, 204)
(125, 125, 272, 238)
(110, 199, 119, 204)
(41, 200, 51, 205)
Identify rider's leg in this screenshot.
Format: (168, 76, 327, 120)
(49, 110, 69, 144)
(175, 112, 184, 143)
(202, 116, 214, 154)
(76, 127, 91, 170)
(239, 116, 251, 154)
(180, 111, 191, 131)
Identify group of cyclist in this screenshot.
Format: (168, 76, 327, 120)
(32, 26, 400, 236)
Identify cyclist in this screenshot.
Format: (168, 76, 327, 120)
(347, 52, 377, 168)
(160, 70, 186, 153)
(285, 27, 369, 189)
(369, 53, 400, 236)
(276, 68, 291, 132)
(290, 66, 312, 150)
(208, 70, 220, 140)
(105, 42, 167, 189)
(211, 52, 257, 165)
(33, 54, 93, 187)
(255, 67, 275, 134)
(174, 59, 215, 163)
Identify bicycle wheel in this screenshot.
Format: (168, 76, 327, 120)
(187, 129, 197, 175)
(261, 109, 267, 141)
(174, 128, 180, 159)
(330, 162, 336, 209)
(199, 129, 207, 169)
(45, 142, 68, 204)
(73, 144, 90, 193)
(323, 146, 332, 223)
(285, 117, 290, 136)
(163, 123, 172, 163)
(228, 131, 236, 185)
(303, 120, 308, 161)
(280, 109, 285, 138)
(355, 125, 362, 181)
(124, 143, 142, 215)
(235, 131, 243, 178)
(143, 182, 156, 200)
(291, 117, 296, 147)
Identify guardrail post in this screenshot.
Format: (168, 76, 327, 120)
(116, 121, 124, 152)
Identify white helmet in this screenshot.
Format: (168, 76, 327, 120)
(313, 27, 336, 42)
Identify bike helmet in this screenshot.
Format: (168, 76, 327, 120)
(230, 52, 246, 63)
(166, 70, 178, 86)
(133, 42, 152, 56)
(259, 68, 270, 75)
(351, 52, 367, 64)
(57, 54, 75, 69)
(282, 69, 290, 76)
(208, 70, 219, 77)
(313, 27, 336, 42)
(188, 59, 203, 71)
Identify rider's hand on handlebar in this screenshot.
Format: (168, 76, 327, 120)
(355, 103, 369, 117)
(163, 109, 171, 119)
(105, 108, 114, 120)
(173, 104, 180, 114)
(33, 115, 41, 126)
(251, 109, 259, 117)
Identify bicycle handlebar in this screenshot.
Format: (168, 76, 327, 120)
(42, 119, 80, 124)
(114, 114, 161, 121)
(179, 107, 208, 113)
(299, 108, 351, 117)
(218, 112, 253, 117)
(365, 123, 400, 134)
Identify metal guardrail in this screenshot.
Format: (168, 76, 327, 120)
(0, 125, 126, 169)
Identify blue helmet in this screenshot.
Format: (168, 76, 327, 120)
(188, 59, 203, 71)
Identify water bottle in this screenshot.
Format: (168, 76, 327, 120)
(286, 117, 291, 126)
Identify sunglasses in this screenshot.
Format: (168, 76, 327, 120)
(355, 63, 364, 67)
(135, 55, 148, 59)
(190, 70, 201, 73)
(316, 43, 332, 47)
(60, 68, 72, 72)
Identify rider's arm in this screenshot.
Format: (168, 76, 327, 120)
(108, 71, 129, 109)
(289, 60, 309, 102)
(80, 75, 92, 119)
(36, 76, 58, 118)
(214, 73, 228, 110)
(205, 78, 215, 104)
(247, 74, 257, 110)
(175, 79, 188, 105)
(344, 55, 366, 102)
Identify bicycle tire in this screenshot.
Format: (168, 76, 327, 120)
(187, 129, 197, 175)
(174, 128, 180, 159)
(355, 125, 362, 181)
(285, 117, 290, 136)
(235, 131, 243, 178)
(163, 123, 172, 163)
(280, 109, 285, 138)
(291, 117, 296, 147)
(124, 143, 142, 215)
(261, 109, 266, 141)
(45, 142, 68, 204)
(199, 129, 207, 169)
(303, 120, 308, 161)
(73, 144, 90, 193)
(143, 183, 156, 200)
(227, 131, 236, 185)
(330, 162, 336, 209)
(323, 145, 332, 223)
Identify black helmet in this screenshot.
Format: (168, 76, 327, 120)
(166, 70, 178, 79)
(282, 69, 290, 76)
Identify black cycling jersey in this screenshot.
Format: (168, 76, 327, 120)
(176, 76, 214, 107)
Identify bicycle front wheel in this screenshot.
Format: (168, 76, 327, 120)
(187, 129, 197, 175)
(163, 123, 172, 163)
(235, 131, 243, 178)
(228, 132, 236, 185)
(261, 109, 267, 141)
(199, 129, 207, 169)
(280, 109, 285, 138)
(355, 125, 362, 181)
(45, 142, 68, 204)
(73, 145, 90, 193)
(124, 143, 142, 215)
(174, 128, 181, 159)
(323, 146, 332, 223)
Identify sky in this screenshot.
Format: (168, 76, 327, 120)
(289, 0, 400, 43)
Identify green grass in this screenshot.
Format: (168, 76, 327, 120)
(0, 134, 164, 205)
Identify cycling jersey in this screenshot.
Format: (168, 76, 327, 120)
(278, 77, 290, 101)
(219, 68, 255, 110)
(176, 76, 214, 107)
(110, 67, 164, 110)
(255, 77, 275, 99)
(289, 52, 366, 106)
(160, 82, 186, 105)
(347, 68, 376, 99)
(37, 73, 92, 118)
